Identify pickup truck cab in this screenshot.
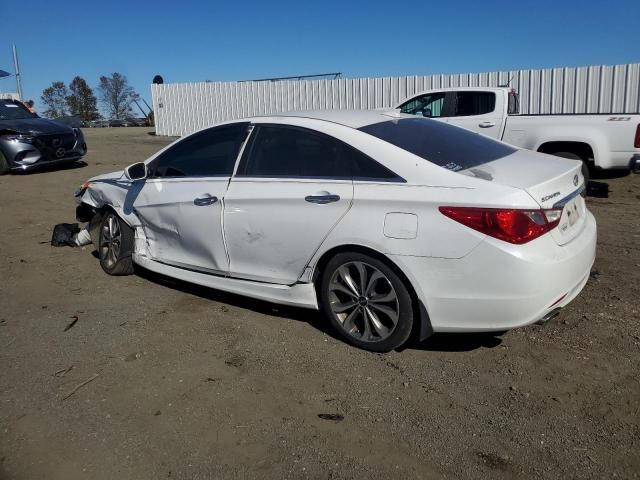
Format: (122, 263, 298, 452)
(396, 87, 640, 173)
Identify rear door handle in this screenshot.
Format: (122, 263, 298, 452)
(478, 121, 496, 128)
(305, 194, 341, 204)
(194, 194, 218, 206)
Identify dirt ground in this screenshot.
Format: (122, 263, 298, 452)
(1, 127, 639, 480)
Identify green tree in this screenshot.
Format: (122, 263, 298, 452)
(67, 76, 100, 122)
(40, 81, 69, 118)
(98, 72, 134, 119)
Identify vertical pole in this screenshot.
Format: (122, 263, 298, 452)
(12, 44, 23, 100)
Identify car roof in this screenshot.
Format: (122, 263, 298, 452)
(251, 109, 411, 129)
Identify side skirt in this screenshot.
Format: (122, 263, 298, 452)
(133, 254, 319, 310)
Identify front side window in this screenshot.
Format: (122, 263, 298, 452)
(151, 123, 248, 178)
(453, 92, 496, 116)
(359, 118, 516, 172)
(399, 92, 446, 117)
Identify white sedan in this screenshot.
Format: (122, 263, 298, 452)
(75, 110, 596, 352)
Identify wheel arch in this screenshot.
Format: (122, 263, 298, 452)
(537, 140, 595, 162)
(311, 244, 433, 342)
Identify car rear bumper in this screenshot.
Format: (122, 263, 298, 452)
(390, 210, 597, 332)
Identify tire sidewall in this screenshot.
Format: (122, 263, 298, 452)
(98, 211, 134, 275)
(319, 252, 414, 352)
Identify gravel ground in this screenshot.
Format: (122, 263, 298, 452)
(1, 127, 639, 480)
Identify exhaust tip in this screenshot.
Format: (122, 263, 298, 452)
(536, 308, 561, 325)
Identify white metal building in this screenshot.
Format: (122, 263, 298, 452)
(151, 63, 640, 137)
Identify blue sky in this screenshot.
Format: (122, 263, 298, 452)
(1, 0, 638, 114)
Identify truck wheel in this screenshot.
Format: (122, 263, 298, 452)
(550, 151, 590, 185)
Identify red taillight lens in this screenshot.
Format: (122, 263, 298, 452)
(634, 124, 640, 148)
(439, 207, 563, 244)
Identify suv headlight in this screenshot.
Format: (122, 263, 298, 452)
(1, 134, 34, 143)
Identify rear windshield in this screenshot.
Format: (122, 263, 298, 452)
(358, 118, 516, 171)
(0, 100, 37, 120)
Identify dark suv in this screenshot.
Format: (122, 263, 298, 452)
(0, 99, 87, 174)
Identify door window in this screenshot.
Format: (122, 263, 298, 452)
(151, 123, 248, 177)
(452, 92, 496, 116)
(399, 92, 446, 117)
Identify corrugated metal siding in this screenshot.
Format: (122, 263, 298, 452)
(152, 63, 640, 136)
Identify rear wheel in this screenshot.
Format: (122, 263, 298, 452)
(320, 252, 414, 352)
(98, 211, 134, 275)
(549, 151, 590, 185)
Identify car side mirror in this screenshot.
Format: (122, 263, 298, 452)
(124, 162, 148, 181)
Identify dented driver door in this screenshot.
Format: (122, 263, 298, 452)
(132, 123, 250, 275)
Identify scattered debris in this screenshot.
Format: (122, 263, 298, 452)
(154, 410, 162, 416)
(51, 223, 80, 247)
(54, 365, 74, 377)
(317, 413, 344, 422)
(64, 315, 79, 332)
(61, 373, 99, 401)
(205, 377, 219, 382)
(125, 352, 141, 362)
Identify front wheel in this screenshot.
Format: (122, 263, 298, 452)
(319, 252, 414, 352)
(0, 151, 9, 175)
(98, 211, 134, 275)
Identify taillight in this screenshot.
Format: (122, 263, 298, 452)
(634, 124, 640, 148)
(439, 207, 563, 244)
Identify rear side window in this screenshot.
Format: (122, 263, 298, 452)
(239, 125, 402, 181)
(152, 123, 248, 177)
(359, 118, 516, 171)
(453, 92, 496, 116)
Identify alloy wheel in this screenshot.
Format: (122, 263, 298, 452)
(100, 214, 122, 269)
(327, 261, 400, 342)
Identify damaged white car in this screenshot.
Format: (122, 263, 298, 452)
(75, 111, 596, 352)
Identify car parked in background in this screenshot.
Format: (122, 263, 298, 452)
(397, 87, 640, 175)
(75, 110, 596, 351)
(0, 99, 87, 174)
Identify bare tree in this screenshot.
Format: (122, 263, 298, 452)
(67, 76, 100, 122)
(40, 81, 69, 118)
(98, 72, 134, 119)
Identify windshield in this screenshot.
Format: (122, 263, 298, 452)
(358, 117, 516, 171)
(0, 100, 37, 120)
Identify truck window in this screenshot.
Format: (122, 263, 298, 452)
(399, 92, 446, 118)
(508, 91, 519, 115)
(453, 92, 496, 116)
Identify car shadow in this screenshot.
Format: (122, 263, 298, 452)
(13, 160, 87, 175)
(589, 168, 630, 180)
(87, 256, 506, 354)
(401, 332, 504, 353)
(133, 265, 338, 339)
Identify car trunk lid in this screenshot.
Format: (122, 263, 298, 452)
(460, 149, 586, 245)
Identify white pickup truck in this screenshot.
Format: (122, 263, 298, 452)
(396, 87, 640, 174)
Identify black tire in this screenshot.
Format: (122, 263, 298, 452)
(0, 150, 9, 175)
(550, 151, 590, 185)
(319, 252, 414, 352)
(98, 211, 135, 276)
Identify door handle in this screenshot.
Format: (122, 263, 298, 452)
(305, 194, 341, 204)
(193, 194, 218, 206)
(478, 121, 496, 128)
